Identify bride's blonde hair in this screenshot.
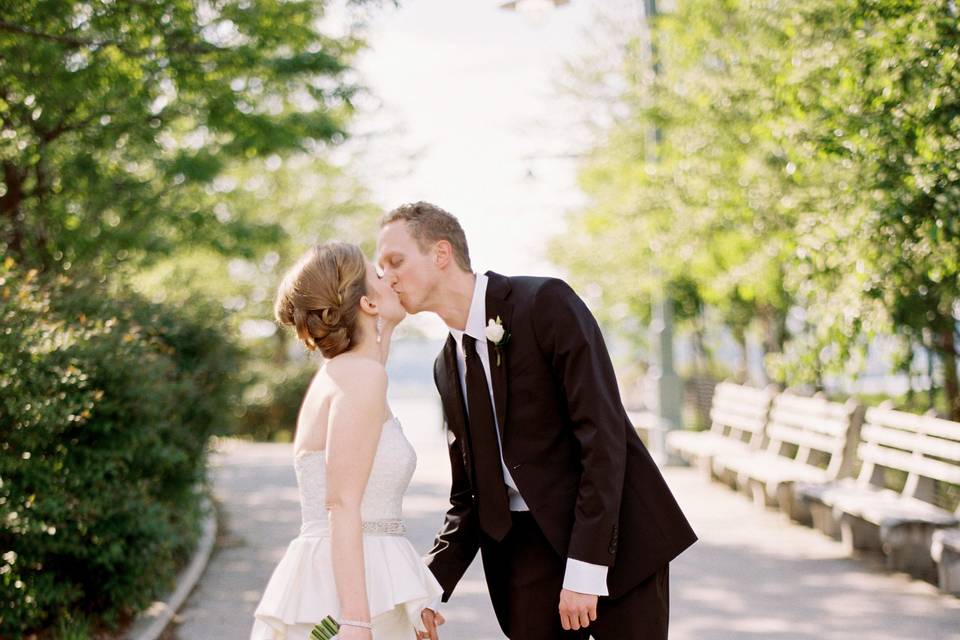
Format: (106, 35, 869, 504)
(273, 242, 367, 358)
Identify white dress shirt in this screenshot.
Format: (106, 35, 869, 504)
(427, 273, 608, 614)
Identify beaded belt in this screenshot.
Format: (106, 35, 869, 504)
(300, 519, 406, 538)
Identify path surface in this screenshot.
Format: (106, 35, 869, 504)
(172, 394, 960, 640)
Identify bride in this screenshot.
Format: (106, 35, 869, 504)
(250, 242, 445, 640)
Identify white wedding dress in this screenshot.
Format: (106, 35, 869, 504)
(250, 415, 443, 639)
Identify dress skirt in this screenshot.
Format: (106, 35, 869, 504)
(250, 532, 443, 639)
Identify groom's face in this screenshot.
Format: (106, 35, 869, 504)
(377, 220, 438, 314)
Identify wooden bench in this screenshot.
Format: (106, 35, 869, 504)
(796, 404, 960, 576)
(712, 392, 864, 523)
(931, 527, 960, 595)
(665, 382, 777, 478)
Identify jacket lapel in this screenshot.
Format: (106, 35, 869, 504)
(484, 271, 513, 439)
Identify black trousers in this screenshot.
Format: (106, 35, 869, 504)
(480, 511, 670, 640)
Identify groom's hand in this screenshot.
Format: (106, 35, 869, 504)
(419, 608, 445, 640)
(558, 589, 598, 631)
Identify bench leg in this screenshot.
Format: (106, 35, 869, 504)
(710, 458, 737, 488)
(840, 514, 881, 555)
(777, 483, 812, 525)
(809, 502, 840, 538)
(882, 524, 937, 579)
(693, 456, 714, 481)
(749, 480, 765, 508)
(747, 480, 779, 510)
(934, 545, 960, 595)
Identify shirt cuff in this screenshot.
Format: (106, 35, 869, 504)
(414, 596, 443, 633)
(562, 558, 609, 596)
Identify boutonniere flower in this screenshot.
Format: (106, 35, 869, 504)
(485, 316, 511, 366)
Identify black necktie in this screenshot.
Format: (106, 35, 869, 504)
(461, 334, 512, 541)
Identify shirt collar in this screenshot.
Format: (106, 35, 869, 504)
(449, 272, 488, 346)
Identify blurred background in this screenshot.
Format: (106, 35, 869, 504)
(2, 0, 960, 637)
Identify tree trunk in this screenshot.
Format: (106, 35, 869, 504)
(692, 311, 708, 377)
(1, 161, 25, 260)
(758, 310, 786, 384)
(733, 326, 748, 383)
(927, 345, 938, 414)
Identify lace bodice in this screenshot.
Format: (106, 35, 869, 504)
(293, 416, 416, 535)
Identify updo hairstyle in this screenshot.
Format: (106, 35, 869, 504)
(273, 242, 368, 358)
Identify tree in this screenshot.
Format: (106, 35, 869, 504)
(0, 0, 383, 272)
(555, 0, 960, 417)
(131, 153, 384, 440)
(772, 0, 960, 417)
(552, 0, 794, 380)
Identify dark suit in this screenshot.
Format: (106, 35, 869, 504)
(425, 272, 697, 638)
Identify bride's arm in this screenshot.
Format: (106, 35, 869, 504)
(324, 358, 389, 631)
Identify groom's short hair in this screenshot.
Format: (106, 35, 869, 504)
(381, 201, 472, 272)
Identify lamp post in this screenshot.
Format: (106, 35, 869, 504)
(637, 0, 683, 465)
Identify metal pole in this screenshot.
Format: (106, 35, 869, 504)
(639, 0, 684, 465)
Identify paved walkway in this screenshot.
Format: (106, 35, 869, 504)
(171, 395, 960, 640)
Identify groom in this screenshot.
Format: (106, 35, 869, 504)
(376, 202, 697, 639)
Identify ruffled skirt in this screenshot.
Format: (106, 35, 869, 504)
(250, 533, 443, 640)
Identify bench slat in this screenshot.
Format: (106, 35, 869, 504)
(769, 408, 850, 438)
(861, 424, 960, 461)
(713, 382, 776, 403)
(866, 407, 960, 441)
(719, 452, 830, 484)
(858, 442, 960, 485)
(711, 398, 771, 421)
(772, 394, 852, 420)
(766, 423, 844, 453)
(804, 479, 958, 527)
(710, 407, 767, 434)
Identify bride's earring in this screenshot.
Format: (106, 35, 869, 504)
(376, 316, 383, 344)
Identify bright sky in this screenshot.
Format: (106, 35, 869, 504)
(348, 0, 623, 273)
(332, 0, 634, 335)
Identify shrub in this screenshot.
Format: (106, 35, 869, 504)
(0, 263, 241, 637)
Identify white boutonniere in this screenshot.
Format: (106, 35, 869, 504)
(485, 316, 510, 366)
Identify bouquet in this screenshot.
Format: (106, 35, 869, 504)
(310, 616, 340, 639)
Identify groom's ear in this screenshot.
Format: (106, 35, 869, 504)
(434, 239, 453, 269)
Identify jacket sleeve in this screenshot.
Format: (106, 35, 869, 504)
(423, 361, 481, 602)
(531, 278, 626, 567)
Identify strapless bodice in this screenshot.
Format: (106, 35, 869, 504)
(292, 416, 417, 536)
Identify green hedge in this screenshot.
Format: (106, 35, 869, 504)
(0, 264, 242, 637)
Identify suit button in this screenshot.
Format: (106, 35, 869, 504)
(511, 463, 522, 471)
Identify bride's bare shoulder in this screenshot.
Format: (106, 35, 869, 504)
(322, 355, 387, 392)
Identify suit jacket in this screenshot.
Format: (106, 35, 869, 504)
(424, 271, 697, 601)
